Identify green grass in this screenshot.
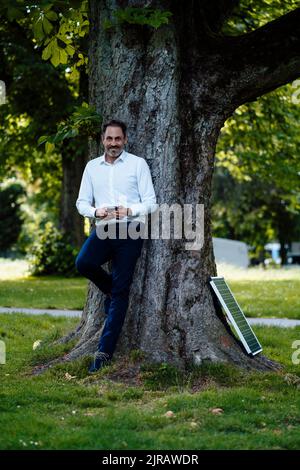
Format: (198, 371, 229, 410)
(0, 276, 87, 310)
(0, 257, 87, 310)
(2, 276, 299, 318)
(229, 280, 300, 319)
(1, 259, 300, 318)
(218, 264, 300, 320)
(0, 313, 300, 450)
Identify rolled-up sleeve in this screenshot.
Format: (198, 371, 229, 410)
(76, 164, 96, 218)
(130, 158, 158, 217)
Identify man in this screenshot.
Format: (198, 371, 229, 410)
(75, 119, 157, 372)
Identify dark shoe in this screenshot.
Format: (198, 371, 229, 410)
(88, 351, 111, 373)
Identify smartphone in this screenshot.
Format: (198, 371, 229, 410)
(106, 206, 118, 213)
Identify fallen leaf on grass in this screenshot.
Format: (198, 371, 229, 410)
(190, 421, 198, 428)
(64, 372, 77, 381)
(164, 410, 175, 418)
(32, 340, 42, 350)
(210, 408, 224, 415)
(83, 411, 97, 417)
(284, 374, 300, 389)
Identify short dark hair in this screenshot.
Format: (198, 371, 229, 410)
(102, 119, 127, 137)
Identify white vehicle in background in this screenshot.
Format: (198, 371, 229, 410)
(213, 237, 249, 268)
(287, 242, 300, 265)
(265, 241, 300, 265)
(264, 242, 281, 265)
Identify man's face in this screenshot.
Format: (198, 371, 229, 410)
(102, 126, 127, 158)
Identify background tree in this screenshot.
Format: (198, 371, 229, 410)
(213, 85, 300, 264)
(0, 2, 90, 249)
(53, 0, 300, 373)
(0, 182, 25, 253)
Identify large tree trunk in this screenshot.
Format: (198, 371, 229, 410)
(54, 1, 300, 373)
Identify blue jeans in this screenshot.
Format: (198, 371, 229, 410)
(75, 222, 144, 358)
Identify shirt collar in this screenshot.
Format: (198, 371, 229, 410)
(99, 150, 127, 165)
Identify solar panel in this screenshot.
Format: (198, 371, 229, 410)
(210, 276, 262, 356)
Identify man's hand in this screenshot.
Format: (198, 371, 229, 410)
(116, 206, 132, 219)
(95, 206, 132, 220)
(95, 208, 116, 220)
(95, 208, 109, 219)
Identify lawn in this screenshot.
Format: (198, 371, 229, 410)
(219, 264, 300, 320)
(0, 257, 87, 310)
(0, 277, 87, 310)
(1, 259, 300, 319)
(0, 313, 300, 450)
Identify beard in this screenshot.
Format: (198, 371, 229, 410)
(107, 147, 123, 157)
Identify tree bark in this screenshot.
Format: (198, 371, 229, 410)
(55, 0, 300, 373)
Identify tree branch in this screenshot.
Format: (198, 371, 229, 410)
(223, 7, 300, 109)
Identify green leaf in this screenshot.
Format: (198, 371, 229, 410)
(42, 40, 54, 61)
(33, 17, 45, 41)
(64, 129, 79, 139)
(65, 45, 75, 57)
(50, 48, 60, 67)
(45, 10, 58, 21)
(45, 141, 55, 153)
(112, 7, 172, 29)
(38, 135, 49, 146)
(59, 48, 68, 64)
(42, 16, 53, 36)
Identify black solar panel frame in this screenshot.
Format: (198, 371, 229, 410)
(210, 276, 263, 356)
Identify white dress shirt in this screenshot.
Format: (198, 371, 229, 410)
(76, 150, 157, 225)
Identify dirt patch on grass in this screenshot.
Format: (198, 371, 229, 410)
(106, 361, 144, 387)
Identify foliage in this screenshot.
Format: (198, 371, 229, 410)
(29, 221, 79, 277)
(0, 0, 89, 73)
(0, 182, 25, 252)
(103, 7, 172, 30)
(216, 86, 300, 197)
(16, 193, 61, 255)
(0, 15, 69, 214)
(223, 0, 300, 34)
(213, 84, 300, 257)
(1, 2, 171, 72)
(0, 9, 87, 247)
(213, 170, 274, 257)
(38, 102, 102, 151)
